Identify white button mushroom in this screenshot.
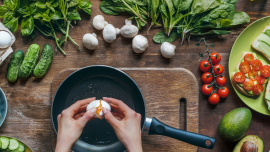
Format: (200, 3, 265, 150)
(83, 33, 98, 50)
(160, 42, 176, 58)
(0, 31, 12, 49)
(120, 19, 139, 38)
(93, 15, 108, 30)
(103, 24, 120, 43)
(132, 35, 149, 53)
(86, 100, 111, 119)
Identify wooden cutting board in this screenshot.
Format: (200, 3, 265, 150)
(51, 67, 199, 152)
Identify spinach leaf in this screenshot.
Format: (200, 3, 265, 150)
(21, 16, 34, 36)
(0, 6, 9, 17)
(201, 3, 235, 22)
(230, 11, 250, 26)
(3, 12, 14, 24)
(148, 0, 160, 30)
(191, 29, 230, 35)
(221, 0, 237, 4)
(153, 30, 179, 43)
(100, 0, 126, 15)
(211, 18, 232, 28)
(67, 9, 81, 20)
(5, 17, 19, 33)
(191, 0, 221, 15)
(174, 0, 193, 13)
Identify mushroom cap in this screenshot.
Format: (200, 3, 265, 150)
(121, 24, 138, 38)
(132, 35, 149, 53)
(93, 15, 107, 30)
(103, 24, 118, 43)
(160, 42, 176, 58)
(83, 33, 99, 50)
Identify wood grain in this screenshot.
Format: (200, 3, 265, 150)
(0, 0, 269, 151)
(51, 68, 199, 152)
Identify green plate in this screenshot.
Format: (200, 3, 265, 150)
(229, 16, 270, 116)
(0, 136, 33, 152)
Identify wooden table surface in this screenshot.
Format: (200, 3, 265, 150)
(0, 0, 270, 151)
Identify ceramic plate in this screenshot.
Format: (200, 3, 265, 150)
(0, 136, 33, 152)
(229, 16, 270, 116)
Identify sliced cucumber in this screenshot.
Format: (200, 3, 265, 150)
(11, 151, 20, 152)
(16, 143, 25, 152)
(257, 41, 270, 58)
(1, 137, 10, 149)
(8, 139, 19, 150)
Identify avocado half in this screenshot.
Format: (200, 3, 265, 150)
(233, 135, 264, 152)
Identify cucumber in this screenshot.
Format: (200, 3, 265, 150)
(6, 50, 24, 82)
(33, 44, 53, 78)
(8, 139, 19, 150)
(16, 143, 25, 152)
(0, 137, 9, 149)
(18, 44, 40, 79)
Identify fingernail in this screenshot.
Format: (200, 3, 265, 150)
(102, 107, 107, 114)
(91, 108, 96, 113)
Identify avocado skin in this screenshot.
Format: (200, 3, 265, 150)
(218, 107, 252, 142)
(233, 135, 264, 152)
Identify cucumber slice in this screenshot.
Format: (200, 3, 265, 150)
(11, 151, 20, 152)
(16, 143, 25, 152)
(0, 137, 10, 149)
(8, 139, 19, 150)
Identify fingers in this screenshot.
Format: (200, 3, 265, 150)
(103, 108, 120, 127)
(73, 112, 85, 119)
(66, 97, 96, 116)
(77, 108, 96, 127)
(103, 97, 131, 115)
(111, 111, 125, 120)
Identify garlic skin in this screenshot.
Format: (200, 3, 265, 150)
(86, 100, 111, 119)
(0, 31, 12, 48)
(103, 24, 120, 43)
(160, 42, 176, 58)
(93, 15, 108, 30)
(83, 33, 98, 50)
(120, 19, 138, 38)
(132, 35, 149, 53)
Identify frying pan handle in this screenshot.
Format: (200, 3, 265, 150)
(147, 117, 215, 149)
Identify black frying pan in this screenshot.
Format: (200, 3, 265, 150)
(52, 65, 215, 152)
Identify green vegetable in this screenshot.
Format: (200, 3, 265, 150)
(8, 139, 19, 150)
(33, 44, 53, 78)
(218, 107, 252, 142)
(233, 135, 263, 152)
(16, 143, 25, 152)
(18, 44, 40, 79)
(0, 0, 92, 55)
(153, 31, 178, 43)
(6, 50, 24, 82)
(0, 137, 10, 149)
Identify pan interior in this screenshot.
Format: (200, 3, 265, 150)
(66, 76, 134, 145)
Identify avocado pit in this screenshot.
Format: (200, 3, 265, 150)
(240, 141, 258, 152)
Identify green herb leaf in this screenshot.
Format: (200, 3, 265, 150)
(174, 0, 193, 13)
(3, 12, 14, 24)
(221, 0, 237, 4)
(78, 0, 92, 9)
(67, 9, 81, 20)
(83, 8, 92, 15)
(29, 3, 37, 14)
(191, 29, 231, 35)
(230, 11, 250, 26)
(51, 11, 63, 20)
(36, 2, 47, 9)
(51, 1, 59, 7)
(100, 0, 126, 15)
(21, 16, 34, 36)
(4, 17, 19, 33)
(68, 0, 78, 8)
(0, 6, 9, 18)
(191, 0, 221, 15)
(201, 3, 236, 22)
(153, 30, 179, 43)
(4, 0, 19, 11)
(30, 29, 37, 39)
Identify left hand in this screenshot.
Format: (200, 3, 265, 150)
(55, 97, 96, 152)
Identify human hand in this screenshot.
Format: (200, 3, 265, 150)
(55, 97, 96, 152)
(102, 97, 143, 152)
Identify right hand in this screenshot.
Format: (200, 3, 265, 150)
(102, 97, 143, 152)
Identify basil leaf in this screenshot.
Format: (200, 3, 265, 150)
(4, 0, 19, 11)
(17, 7, 29, 15)
(21, 16, 34, 36)
(51, 11, 63, 20)
(0, 6, 9, 18)
(51, 1, 59, 7)
(3, 12, 14, 24)
(68, 0, 78, 8)
(67, 9, 81, 20)
(78, 0, 92, 9)
(30, 30, 37, 39)
(4, 17, 19, 33)
(153, 31, 179, 43)
(36, 2, 47, 9)
(83, 8, 92, 15)
(46, 0, 55, 4)
(29, 3, 37, 14)
(20, 0, 31, 8)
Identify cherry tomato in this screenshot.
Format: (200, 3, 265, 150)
(218, 87, 229, 98)
(244, 53, 254, 65)
(210, 53, 221, 65)
(253, 84, 264, 95)
(202, 72, 213, 84)
(216, 76, 226, 86)
(239, 62, 250, 74)
(202, 84, 213, 95)
(234, 72, 246, 83)
(208, 93, 220, 105)
(255, 75, 265, 85)
(243, 79, 254, 91)
(248, 69, 258, 81)
(213, 64, 224, 75)
(251, 59, 262, 71)
(199, 60, 211, 72)
(260, 65, 270, 78)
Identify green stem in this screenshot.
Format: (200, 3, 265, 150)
(121, 0, 147, 23)
(34, 25, 52, 37)
(65, 21, 70, 42)
(49, 22, 66, 56)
